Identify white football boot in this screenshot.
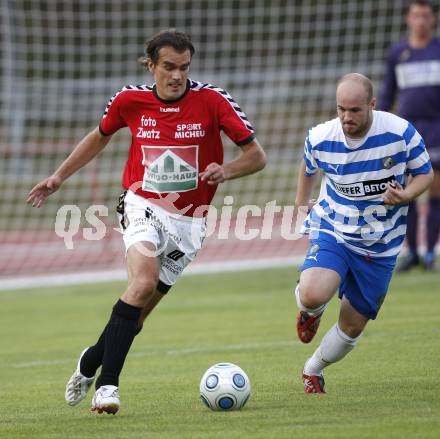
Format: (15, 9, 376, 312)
(91, 385, 120, 414)
(65, 348, 95, 406)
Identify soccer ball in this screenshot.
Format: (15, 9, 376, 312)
(199, 363, 251, 411)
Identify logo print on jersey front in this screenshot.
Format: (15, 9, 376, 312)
(141, 145, 199, 193)
(328, 163, 340, 174)
(332, 175, 397, 198)
(382, 157, 394, 170)
(398, 49, 411, 63)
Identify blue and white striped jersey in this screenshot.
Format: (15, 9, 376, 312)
(303, 110, 432, 257)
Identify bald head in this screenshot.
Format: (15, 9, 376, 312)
(337, 73, 374, 103)
(336, 73, 376, 138)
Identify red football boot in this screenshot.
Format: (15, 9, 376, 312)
(296, 311, 323, 343)
(303, 373, 326, 394)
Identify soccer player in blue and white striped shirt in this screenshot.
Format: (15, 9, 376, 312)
(294, 73, 433, 394)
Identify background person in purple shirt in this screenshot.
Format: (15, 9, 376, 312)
(378, 0, 440, 271)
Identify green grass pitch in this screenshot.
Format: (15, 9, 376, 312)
(1, 266, 439, 438)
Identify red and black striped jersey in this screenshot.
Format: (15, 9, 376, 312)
(100, 79, 255, 217)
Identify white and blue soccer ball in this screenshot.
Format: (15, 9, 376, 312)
(199, 363, 251, 411)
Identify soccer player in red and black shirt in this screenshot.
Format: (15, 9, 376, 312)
(27, 29, 266, 414)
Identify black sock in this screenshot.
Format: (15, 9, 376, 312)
(80, 320, 144, 379)
(79, 325, 108, 378)
(95, 299, 142, 389)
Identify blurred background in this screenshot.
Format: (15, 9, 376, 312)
(0, 0, 430, 284)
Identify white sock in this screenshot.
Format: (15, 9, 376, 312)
(304, 323, 362, 376)
(295, 284, 327, 316)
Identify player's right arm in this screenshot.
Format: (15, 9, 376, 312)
(295, 159, 318, 212)
(27, 127, 112, 208)
(295, 132, 320, 211)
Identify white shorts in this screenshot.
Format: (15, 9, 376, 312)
(117, 190, 206, 292)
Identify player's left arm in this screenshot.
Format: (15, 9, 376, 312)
(382, 169, 434, 205)
(377, 47, 398, 111)
(200, 139, 266, 185)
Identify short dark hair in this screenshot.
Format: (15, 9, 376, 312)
(337, 73, 374, 102)
(405, 0, 439, 15)
(138, 29, 195, 67)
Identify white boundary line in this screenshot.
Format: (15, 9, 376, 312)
(0, 257, 304, 291)
(14, 339, 298, 369)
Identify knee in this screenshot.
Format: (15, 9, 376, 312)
(298, 283, 325, 309)
(126, 275, 158, 303)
